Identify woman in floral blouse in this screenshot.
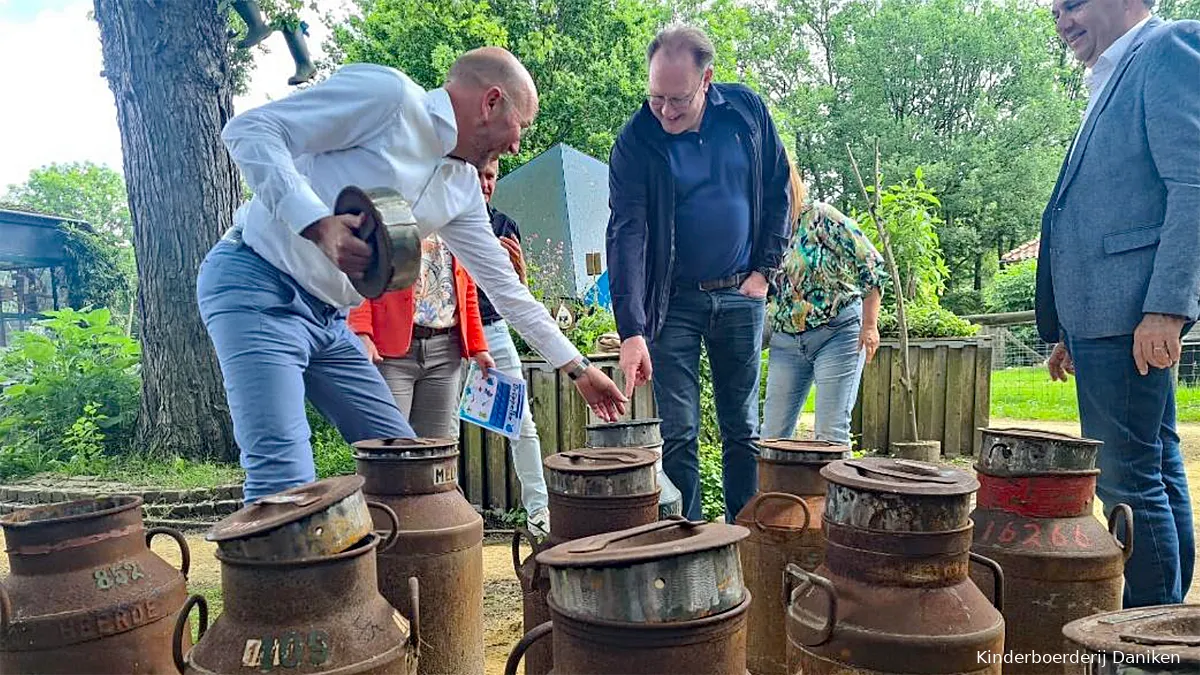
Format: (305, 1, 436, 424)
(762, 158, 885, 445)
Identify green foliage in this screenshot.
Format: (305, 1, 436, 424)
(568, 306, 617, 354)
(699, 442, 725, 522)
(984, 259, 1037, 314)
(59, 402, 112, 476)
(941, 288, 985, 316)
(308, 404, 357, 478)
(879, 300, 978, 339)
(0, 309, 140, 480)
(854, 168, 948, 305)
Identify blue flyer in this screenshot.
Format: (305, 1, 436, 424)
(458, 362, 526, 441)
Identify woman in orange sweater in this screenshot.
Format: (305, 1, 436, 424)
(348, 234, 493, 439)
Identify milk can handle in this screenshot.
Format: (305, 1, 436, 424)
(1108, 503, 1135, 563)
(784, 563, 838, 647)
(969, 552, 1005, 612)
(172, 594, 209, 673)
(408, 576, 421, 662)
(504, 620, 553, 675)
(146, 526, 191, 579)
(511, 526, 539, 583)
(367, 501, 402, 554)
(751, 492, 812, 534)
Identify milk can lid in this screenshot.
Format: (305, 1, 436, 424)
(353, 436, 458, 460)
(585, 418, 663, 430)
(1063, 605, 1200, 664)
(544, 447, 659, 474)
(821, 458, 978, 496)
(759, 438, 853, 463)
(205, 475, 365, 543)
(536, 518, 749, 568)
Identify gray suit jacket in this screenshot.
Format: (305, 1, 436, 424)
(1035, 18, 1200, 344)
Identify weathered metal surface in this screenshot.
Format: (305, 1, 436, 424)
(584, 419, 682, 520)
(205, 476, 375, 561)
(513, 529, 553, 675)
(585, 419, 663, 448)
(977, 427, 1102, 476)
(355, 437, 485, 675)
(787, 564, 1004, 674)
(822, 459, 977, 532)
(546, 491, 660, 546)
(0, 496, 189, 674)
(179, 533, 417, 675)
(1063, 605, 1200, 675)
(544, 448, 659, 497)
(734, 491, 820, 675)
(334, 185, 422, 299)
(538, 519, 748, 623)
(758, 439, 852, 465)
(757, 440, 847, 498)
(971, 466, 1129, 674)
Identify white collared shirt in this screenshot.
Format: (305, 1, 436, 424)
(1070, 15, 1151, 161)
(222, 63, 580, 367)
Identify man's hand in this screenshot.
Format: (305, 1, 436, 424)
(572, 366, 628, 422)
(738, 271, 769, 299)
(1133, 313, 1186, 376)
(301, 214, 371, 279)
(1047, 342, 1074, 382)
(499, 236, 527, 285)
(473, 351, 496, 372)
(358, 334, 383, 364)
(619, 336, 653, 398)
(858, 324, 880, 364)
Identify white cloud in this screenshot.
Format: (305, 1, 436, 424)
(0, 0, 354, 191)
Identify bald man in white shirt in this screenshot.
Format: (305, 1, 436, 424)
(198, 48, 626, 502)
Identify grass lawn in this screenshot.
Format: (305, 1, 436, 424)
(989, 366, 1200, 423)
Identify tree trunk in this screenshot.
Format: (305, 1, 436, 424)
(94, 0, 241, 461)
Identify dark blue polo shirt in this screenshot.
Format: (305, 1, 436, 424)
(666, 101, 753, 285)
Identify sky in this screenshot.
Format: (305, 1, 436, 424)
(0, 0, 353, 191)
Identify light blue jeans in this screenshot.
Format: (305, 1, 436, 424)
(484, 320, 548, 515)
(197, 239, 414, 502)
(762, 302, 865, 445)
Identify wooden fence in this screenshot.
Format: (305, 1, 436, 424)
(460, 339, 992, 511)
(850, 337, 993, 457)
(456, 354, 659, 511)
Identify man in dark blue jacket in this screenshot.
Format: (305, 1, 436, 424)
(606, 24, 791, 522)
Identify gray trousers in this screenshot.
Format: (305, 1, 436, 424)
(378, 332, 464, 440)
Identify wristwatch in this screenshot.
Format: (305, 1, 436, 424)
(566, 357, 591, 381)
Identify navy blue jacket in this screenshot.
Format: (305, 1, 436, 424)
(606, 83, 792, 342)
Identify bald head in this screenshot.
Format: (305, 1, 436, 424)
(445, 47, 538, 167)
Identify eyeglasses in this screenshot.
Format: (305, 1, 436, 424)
(647, 79, 705, 110)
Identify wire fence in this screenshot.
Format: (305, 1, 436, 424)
(981, 322, 1200, 425)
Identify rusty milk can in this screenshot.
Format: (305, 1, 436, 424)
(506, 518, 753, 675)
(1063, 605, 1200, 674)
(512, 447, 662, 675)
(735, 439, 850, 675)
(180, 476, 418, 675)
(971, 427, 1132, 675)
(787, 457, 1006, 674)
(586, 418, 683, 519)
(353, 437, 485, 675)
(0, 495, 190, 674)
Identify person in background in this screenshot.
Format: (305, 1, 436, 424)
(1037, 0, 1199, 607)
(762, 158, 884, 445)
(607, 24, 791, 522)
(473, 158, 551, 537)
(348, 234, 493, 439)
(199, 48, 627, 503)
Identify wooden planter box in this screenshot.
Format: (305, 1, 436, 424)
(456, 353, 659, 511)
(851, 336, 992, 458)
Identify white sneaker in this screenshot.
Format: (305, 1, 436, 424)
(526, 508, 550, 539)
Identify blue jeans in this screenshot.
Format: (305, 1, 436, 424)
(762, 302, 865, 445)
(484, 320, 548, 516)
(649, 286, 765, 522)
(1067, 333, 1195, 607)
(197, 240, 413, 502)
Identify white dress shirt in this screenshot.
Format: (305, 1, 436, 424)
(1070, 15, 1151, 161)
(221, 63, 580, 367)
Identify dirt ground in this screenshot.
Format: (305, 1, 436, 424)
(1, 417, 1197, 670)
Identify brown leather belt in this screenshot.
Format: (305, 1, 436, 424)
(697, 272, 749, 292)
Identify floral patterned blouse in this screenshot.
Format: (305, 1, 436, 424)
(768, 199, 886, 334)
(412, 234, 458, 329)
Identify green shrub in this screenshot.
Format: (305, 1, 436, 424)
(879, 301, 979, 339)
(0, 308, 140, 479)
(941, 288, 985, 316)
(984, 259, 1037, 313)
(308, 404, 355, 478)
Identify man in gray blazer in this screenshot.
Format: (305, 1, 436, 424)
(1036, 0, 1200, 608)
